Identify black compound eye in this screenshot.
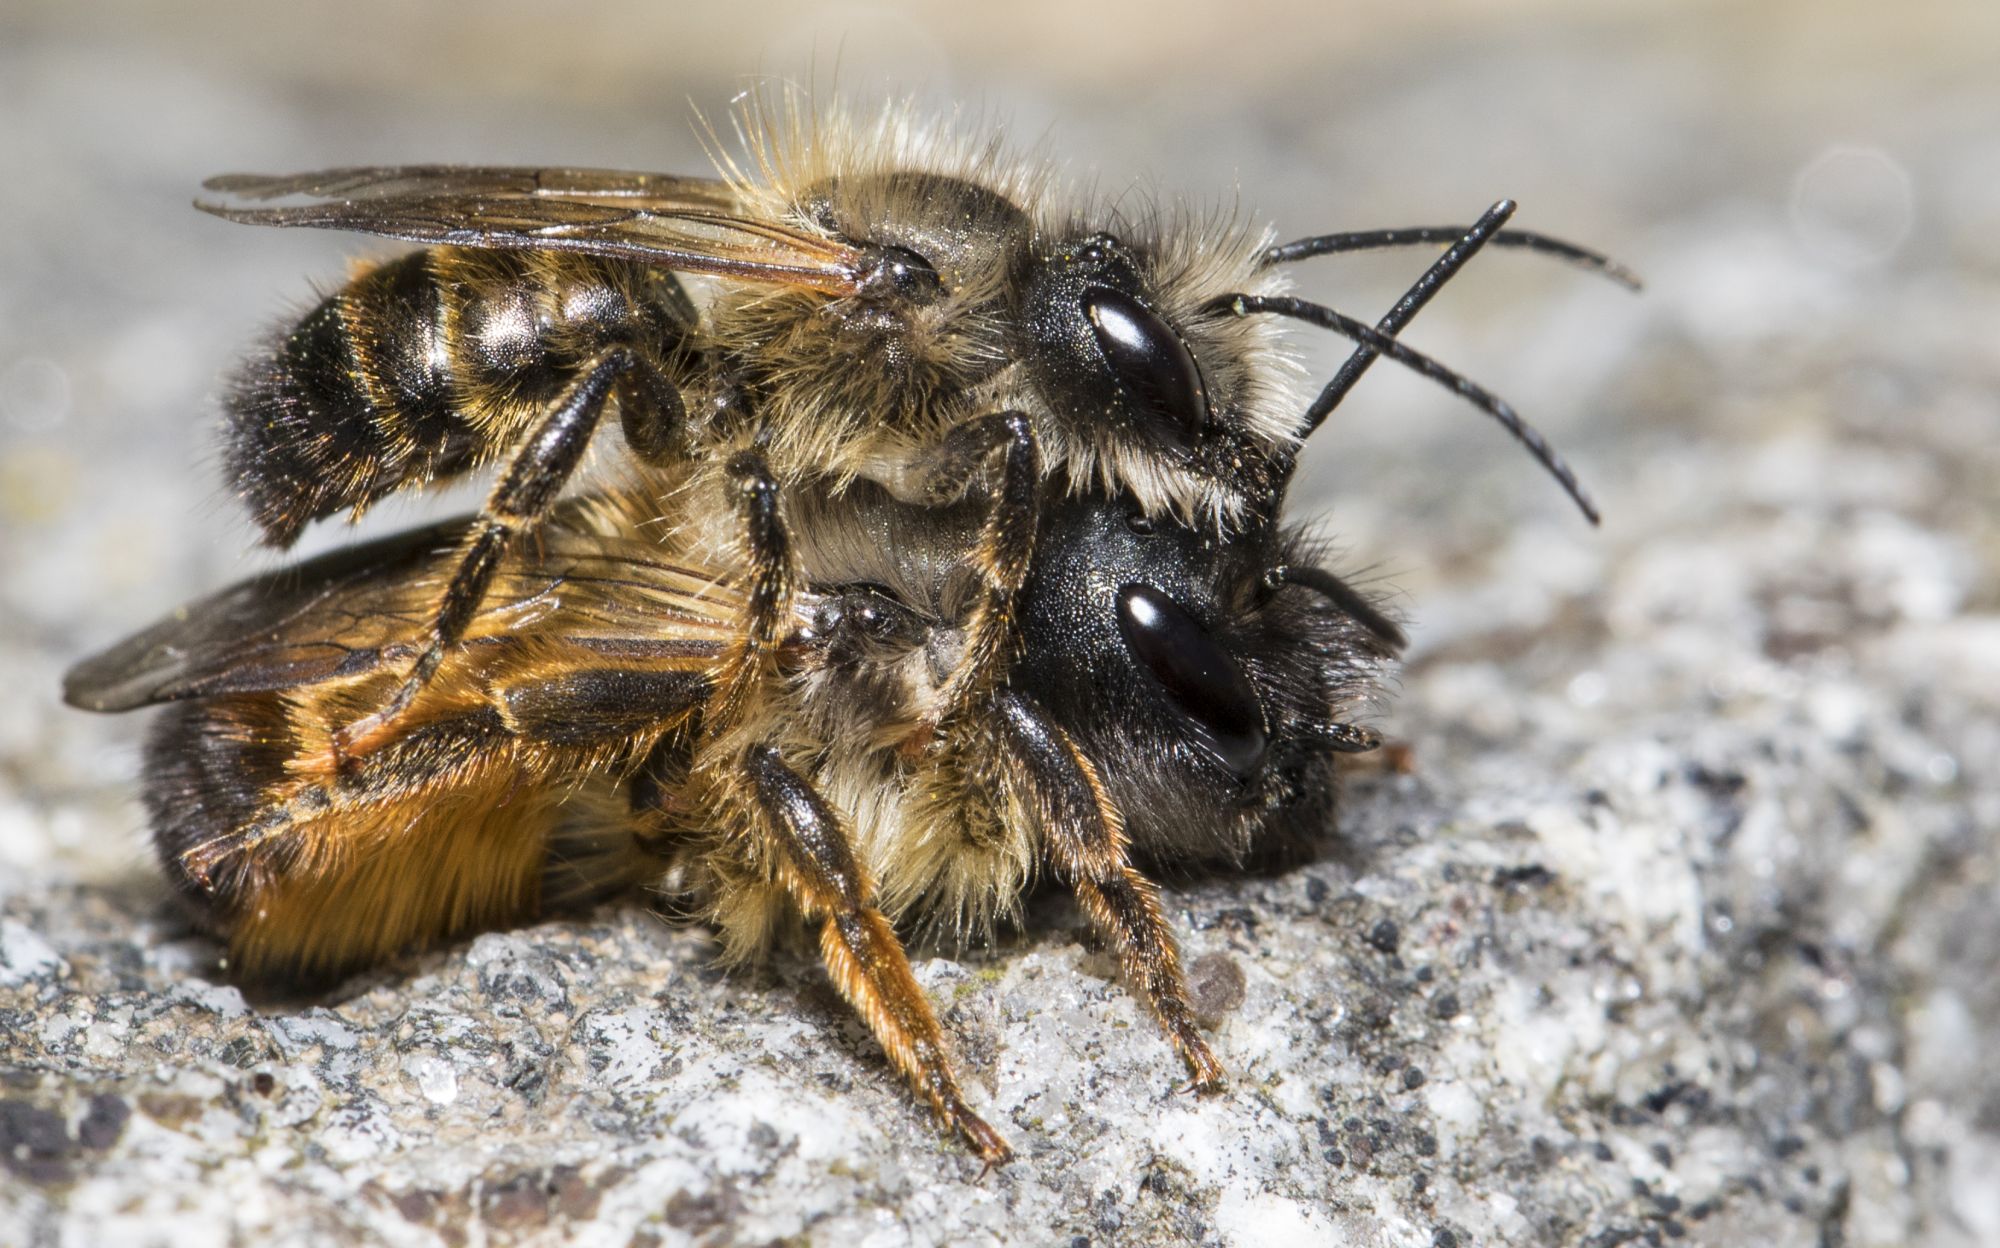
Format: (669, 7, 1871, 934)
(1082, 286, 1209, 446)
(1116, 582, 1267, 776)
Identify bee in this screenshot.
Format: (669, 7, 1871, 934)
(196, 96, 1632, 760)
(62, 454, 1413, 1166)
(70, 102, 1632, 1163)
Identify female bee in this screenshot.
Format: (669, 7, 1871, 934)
(63, 463, 1405, 1166)
(197, 96, 1630, 758)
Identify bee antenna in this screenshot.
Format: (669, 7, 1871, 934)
(1213, 286, 1601, 526)
(1264, 565, 1408, 652)
(1304, 198, 1517, 435)
(1260, 219, 1642, 292)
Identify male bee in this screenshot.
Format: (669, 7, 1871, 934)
(70, 100, 1631, 1162)
(197, 96, 1631, 759)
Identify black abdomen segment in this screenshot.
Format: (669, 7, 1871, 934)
(224, 249, 693, 548)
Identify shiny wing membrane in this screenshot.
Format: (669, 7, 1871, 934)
(63, 512, 745, 713)
(196, 165, 868, 293)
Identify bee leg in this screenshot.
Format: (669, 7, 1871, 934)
(175, 784, 333, 894)
(613, 356, 688, 462)
(176, 706, 520, 891)
(336, 346, 682, 761)
(702, 450, 795, 727)
(910, 410, 1040, 721)
(994, 689, 1226, 1093)
(737, 744, 1013, 1166)
(695, 457, 1011, 1155)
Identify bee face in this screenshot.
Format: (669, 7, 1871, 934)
(1021, 233, 1212, 457)
(723, 189, 1297, 524)
(1011, 493, 1387, 864)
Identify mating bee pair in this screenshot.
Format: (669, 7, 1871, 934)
(65, 104, 1629, 1164)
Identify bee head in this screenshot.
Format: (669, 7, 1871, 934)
(1010, 492, 1402, 867)
(1015, 229, 1296, 529)
(1020, 234, 1211, 456)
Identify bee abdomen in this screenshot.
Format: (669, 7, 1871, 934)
(143, 695, 570, 989)
(225, 250, 476, 547)
(143, 698, 292, 913)
(225, 250, 694, 548)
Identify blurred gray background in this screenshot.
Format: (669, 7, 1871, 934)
(3, 2, 1997, 1245)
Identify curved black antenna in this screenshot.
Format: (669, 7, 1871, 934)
(1265, 565, 1408, 652)
(1261, 222, 1641, 291)
(1213, 292, 1600, 525)
(1306, 199, 1516, 436)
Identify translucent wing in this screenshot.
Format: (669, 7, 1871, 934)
(63, 512, 746, 713)
(196, 165, 868, 293)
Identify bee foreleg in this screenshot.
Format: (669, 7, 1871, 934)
(913, 411, 1040, 722)
(736, 744, 1013, 1166)
(993, 690, 1226, 1094)
(336, 347, 681, 761)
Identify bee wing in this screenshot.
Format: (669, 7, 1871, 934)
(196, 165, 868, 293)
(63, 514, 744, 713)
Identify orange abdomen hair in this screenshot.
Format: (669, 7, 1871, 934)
(143, 693, 654, 987)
